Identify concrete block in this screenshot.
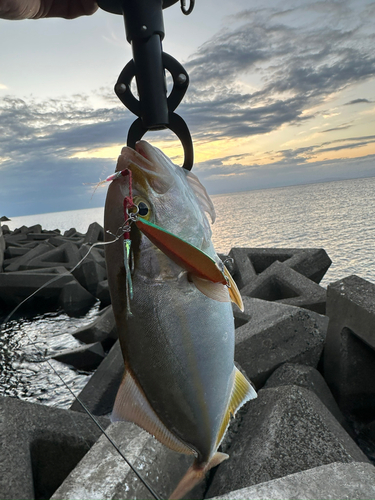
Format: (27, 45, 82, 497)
(70, 340, 123, 415)
(51, 420, 204, 500)
(20, 266, 68, 274)
(206, 386, 369, 498)
(52, 342, 105, 371)
(64, 228, 78, 237)
(48, 235, 82, 247)
(73, 257, 107, 296)
(324, 275, 375, 417)
(0, 395, 109, 500)
(27, 224, 43, 233)
(96, 279, 111, 307)
(26, 231, 59, 241)
(25, 242, 82, 270)
(79, 244, 107, 270)
(211, 462, 375, 500)
(229, 248, 331, 289)
(0, 270, 96, 317)
(83, 222, 105, 244)
(58, 281, 97, 317)
(234, 298, 328, 388)
(13, 225, 30, 234)
(264, 363, 350, 432)
(4, 232, 28, 245)
(0, 271, 77, 309)
(0, 223, 5, 271)
(1, 223, 10, 234)
(73, 305, 117, 345)
(4, 246, 30, 258)
(4, 242, 54, 271)
(240, 260, 327, 314)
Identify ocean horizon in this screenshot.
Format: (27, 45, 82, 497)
(4, 175, 375, 288)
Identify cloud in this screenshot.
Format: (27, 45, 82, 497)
(345, 98, 372, 105)
(180, 1, 375, 141)
(1, 0, 375, 215)
(322, 124, 353, 133)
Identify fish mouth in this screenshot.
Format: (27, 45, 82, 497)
(114, 142, 173, 194)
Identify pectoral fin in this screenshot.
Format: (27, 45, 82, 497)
(112, 371, 195, 456)
(136, 218, 227, 284)
(191, 275, 231, 303)
(224, 266, 244, 312)
(191, 267, 244, 311)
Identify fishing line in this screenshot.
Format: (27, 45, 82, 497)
(0, 232, 161, 500)
(42, 357, 161, 500)
(2, 238, 117, 324)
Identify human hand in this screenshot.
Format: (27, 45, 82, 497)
(0, 0, 98, 19)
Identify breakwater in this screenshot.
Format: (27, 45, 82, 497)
(0, 221, 375, 499)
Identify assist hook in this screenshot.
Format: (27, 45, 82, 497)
(97, 0, 195, 171)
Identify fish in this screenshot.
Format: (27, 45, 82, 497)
(104, 141, 257, 499)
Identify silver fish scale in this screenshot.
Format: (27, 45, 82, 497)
(125, 272, 235, 461)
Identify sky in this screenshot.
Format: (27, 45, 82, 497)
(1, 0, 375, 216)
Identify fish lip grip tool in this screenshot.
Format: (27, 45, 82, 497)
(97, 0, 195, 171)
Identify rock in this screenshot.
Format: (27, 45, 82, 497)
(70, 340, 123, 415)
(264, 363, 350, 433)
(206, 386, 369, 498)
(0, 395, 109, 500)
(324, 275, 375, 417)
(234, 298, 328, 388)
(0, 215, 10, 221)
(229, 247, 332, 289)
(240, 261, 327, 314)
(51, 421, 203, 500)
(73, 305, 117, 346)
(83, 222, 105, 244)
(52, 342, 105, 371)
(211, 462, 375, 500)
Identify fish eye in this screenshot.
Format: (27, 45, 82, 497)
(133, 197, 151, 219)
(138, 202, 149, 217)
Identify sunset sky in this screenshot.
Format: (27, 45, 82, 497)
(1, 0, 375, 216)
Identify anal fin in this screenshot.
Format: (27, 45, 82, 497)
(215, 367, 257, 450)
(112, 371, 195, 456)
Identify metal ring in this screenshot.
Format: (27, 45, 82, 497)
(181, 0, 195, 15)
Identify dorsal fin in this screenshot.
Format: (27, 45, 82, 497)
(185, 170, 216, 223)
(112, 371, 195, 456)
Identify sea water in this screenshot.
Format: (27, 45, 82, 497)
(1, 176, 375, 407)
(7, 176, 375, 286)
